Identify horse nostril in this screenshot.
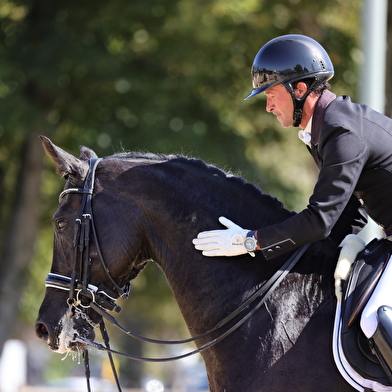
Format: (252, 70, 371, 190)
(35, 322, 49, 341)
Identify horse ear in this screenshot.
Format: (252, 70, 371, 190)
(40, 135, 89, 179)
(79, 145, 98, 160)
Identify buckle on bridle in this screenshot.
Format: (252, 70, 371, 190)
(45, 273, 127, 313)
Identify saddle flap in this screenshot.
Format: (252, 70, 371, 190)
(342, 240, 391, 330)
(339, 238, 392, 385)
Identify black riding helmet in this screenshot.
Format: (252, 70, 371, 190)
(245, 34, 334, 126)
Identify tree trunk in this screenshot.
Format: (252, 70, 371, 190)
(0, 129, 44, 355)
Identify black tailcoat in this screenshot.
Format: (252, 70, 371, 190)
(258, 90, 392, 260)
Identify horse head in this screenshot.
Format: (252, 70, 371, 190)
(35, 137, 148, 354)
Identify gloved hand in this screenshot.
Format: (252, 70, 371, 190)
(193, 217, 255, 257)
(334, 234, 366, 303)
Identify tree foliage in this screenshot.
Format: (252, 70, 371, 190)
(0, 0, 364, 385)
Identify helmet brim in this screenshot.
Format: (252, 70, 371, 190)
(244, 87, 264, 100)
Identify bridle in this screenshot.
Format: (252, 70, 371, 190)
(46, 158, 131, 315)
(45, 158, 309, 392)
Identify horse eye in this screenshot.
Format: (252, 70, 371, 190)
(56, 220, 68, 230)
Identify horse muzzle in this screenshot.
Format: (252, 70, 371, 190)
(35, 310, 96, 354)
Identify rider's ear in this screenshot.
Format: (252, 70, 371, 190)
(79, 146, 98, 160)
(294, 81, 308, 98)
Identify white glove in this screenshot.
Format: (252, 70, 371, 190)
(192, 217, 255, 257)
(334, 234, 366, 303)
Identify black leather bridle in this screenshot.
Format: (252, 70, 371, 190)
(46, 158, 131, 314)
(45, 158, 309, 392)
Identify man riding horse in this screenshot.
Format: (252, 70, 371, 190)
(35, 34, 392, 392)
(193, 34, 392, 390)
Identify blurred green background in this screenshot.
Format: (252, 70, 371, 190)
(0, 0, 389, 389)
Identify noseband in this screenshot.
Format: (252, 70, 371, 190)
(45, 158, 131, 314)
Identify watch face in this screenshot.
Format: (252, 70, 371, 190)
(244, 237, 256, 251)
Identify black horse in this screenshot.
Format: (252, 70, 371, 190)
(35, 136, 355, 392)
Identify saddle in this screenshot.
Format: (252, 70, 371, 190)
(336, 238, 392, 390)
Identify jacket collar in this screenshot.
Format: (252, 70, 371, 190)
(311, 90, 336, 146)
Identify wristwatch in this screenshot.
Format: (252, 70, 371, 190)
(244, 231, 260, 252)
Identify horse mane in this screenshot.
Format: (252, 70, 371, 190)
(106, 151, 263, 196)
(107, 150, 183, 162)
(104, 150, 292, 222)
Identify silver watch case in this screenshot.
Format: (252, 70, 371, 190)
(244, 236, 257, 252)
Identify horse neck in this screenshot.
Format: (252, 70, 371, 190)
(102, 158, 339, 385)
(120, 159, 294, 334)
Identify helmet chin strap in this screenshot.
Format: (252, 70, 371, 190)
(284, 79, 320, 127)
(292, 98, 305, 127)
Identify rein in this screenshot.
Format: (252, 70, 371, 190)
(75, 243, 309, 362)
(48, 158, 309, 391)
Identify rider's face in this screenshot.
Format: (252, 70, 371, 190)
(264, 84, 294, 128)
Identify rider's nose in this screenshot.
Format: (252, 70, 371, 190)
(266, 99, 273, 113)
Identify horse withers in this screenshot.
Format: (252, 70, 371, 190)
(35, 136, 356, 392)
